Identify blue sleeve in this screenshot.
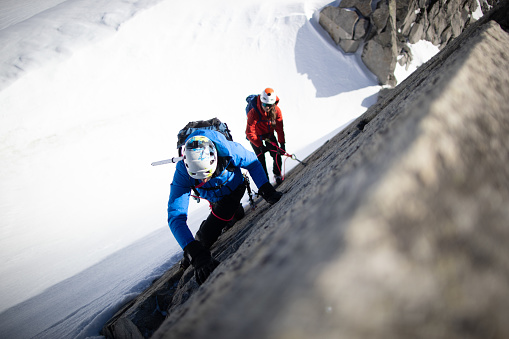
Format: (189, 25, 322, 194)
(227, 141, 269, 188)
(167, 161, 194, 249)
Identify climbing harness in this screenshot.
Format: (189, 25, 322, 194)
(189, 175, 255, 221)
(189, 193, 236, 222)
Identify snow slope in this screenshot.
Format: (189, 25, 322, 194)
(0, 0, 448, 337)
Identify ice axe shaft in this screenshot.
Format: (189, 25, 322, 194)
(151, 157, 183, 166)
(291, 154, 307, 166)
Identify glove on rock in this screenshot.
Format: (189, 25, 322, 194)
(184, 240, 219, 285)
(259, 182, 283, 205)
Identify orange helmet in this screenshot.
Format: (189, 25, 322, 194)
(260, 88, 277, 105)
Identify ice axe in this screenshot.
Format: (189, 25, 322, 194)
(290, 153, 307, 166)
(269, 141, 307, 166)
(151, 156, 183, 166)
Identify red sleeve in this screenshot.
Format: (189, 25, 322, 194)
(246, 109, 262, 147)
(275, 107, 285, 144)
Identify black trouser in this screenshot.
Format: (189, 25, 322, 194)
(251, 134, 282, 180)
(195, 180, 246, 249)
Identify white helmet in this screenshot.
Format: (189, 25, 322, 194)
(183, 135, 218, 180)
(260, 88, 277, 105)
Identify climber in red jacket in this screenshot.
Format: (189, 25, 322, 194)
(245, 88, 286, 185)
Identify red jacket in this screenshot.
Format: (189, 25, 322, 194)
(246, 95, 285, 148)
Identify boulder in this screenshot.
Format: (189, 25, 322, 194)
(319, 6, 359, 43)
(408, 21, 425, 43)
(371, 0, 391, 34)
(339, 0, 373, 17)
(362, 0, 398, 85)
(362, 38, 396, 85)
(357, 16, 370, 38)
(340, 39, 361, 53)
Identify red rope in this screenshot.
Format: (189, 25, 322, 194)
(190, 194, 235, 222)
(269, 142, 293, 180)
(255, 141, 294, 181)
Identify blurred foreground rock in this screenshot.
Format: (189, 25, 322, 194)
(103, 2, 509, 338)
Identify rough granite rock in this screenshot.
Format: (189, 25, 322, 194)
(339, 0, 373, 17)
(339, 38, 361, 53)
(362, 0, 398, 86)
(371, 0, 391, 35)
(319, 6, 360, 43)
(102, 2, 509, 338)
(318, 0, 491, 85)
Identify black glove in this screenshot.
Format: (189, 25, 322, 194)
(278, 143, 286, 155)
(258, 182, 283, 205)
(262, 141, 275, 153)
(184, 240, 219, 285)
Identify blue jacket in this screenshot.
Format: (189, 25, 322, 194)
(167, 129, 269, 249)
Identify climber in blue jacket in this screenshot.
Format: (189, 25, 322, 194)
(168, 129, 283, 285)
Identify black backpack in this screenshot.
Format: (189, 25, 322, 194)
(176, 118, 233, 156)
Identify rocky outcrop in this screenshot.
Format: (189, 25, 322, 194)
(361, 0, 399, 86)
(480, 0, 500, 12)
(102, 2, 509, 338)
(319, 0, 487, 85)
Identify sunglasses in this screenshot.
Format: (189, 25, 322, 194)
(262, 103, 274, 108)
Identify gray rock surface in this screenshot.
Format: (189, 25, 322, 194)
(339, 0, 373, 17)
(102, 3, 509, 338)
(319, 0, 492, 85)
(319, 6, 360, 43)
(362, 0, 398, 87)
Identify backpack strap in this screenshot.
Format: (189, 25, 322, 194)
(190, 179, 202, 202)
(253, 96, 263, 122)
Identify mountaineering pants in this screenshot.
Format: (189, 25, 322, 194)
(250, 133, 282, 180)
(195, 180, 246, 249)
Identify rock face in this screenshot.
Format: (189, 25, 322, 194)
(102, 3, 509, 338)
(319, 0, 485, 85)
(361, 0, 399, 86)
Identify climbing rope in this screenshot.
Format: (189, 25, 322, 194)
(268, 141, 307, 179)
(189, 193, 236, 222)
